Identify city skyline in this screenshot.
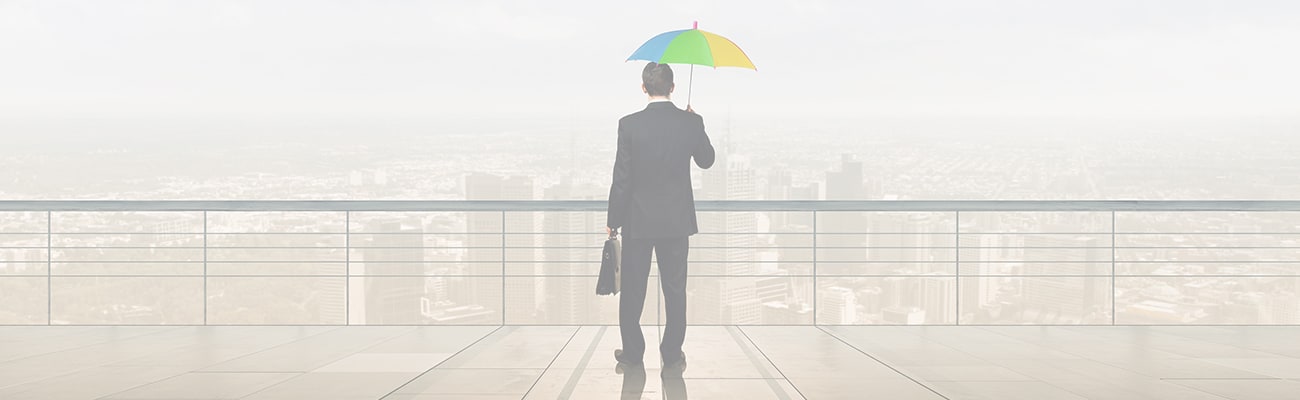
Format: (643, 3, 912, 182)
(5, 141, 1297, 326)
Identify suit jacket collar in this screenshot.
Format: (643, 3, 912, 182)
(645, 101, 678, 110)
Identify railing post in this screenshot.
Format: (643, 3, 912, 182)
(955, 211, 960, 326)
(203, 211, 207, 325)
(47, 211, 52, 325)
(811, 210, 817, 326)
(1111, 210, 1116, 326)
(501, 211, 507, 326)
(345, 211, 350, 326)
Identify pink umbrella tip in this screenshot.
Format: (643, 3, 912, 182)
(693, 21, 698, 29)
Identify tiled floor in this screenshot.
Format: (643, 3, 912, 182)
(2, 325, 1300, 399)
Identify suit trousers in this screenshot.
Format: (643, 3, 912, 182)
(619, 235, 689, 364)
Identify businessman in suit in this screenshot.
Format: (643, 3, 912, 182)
(606, 62, 715, 377)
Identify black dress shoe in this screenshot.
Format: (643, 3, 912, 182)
(614, 349, 643, 366)
(661, 351, 687, 378)
(615, 360, 645, 375)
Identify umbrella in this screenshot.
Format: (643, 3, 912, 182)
(626, 22, 755, 107)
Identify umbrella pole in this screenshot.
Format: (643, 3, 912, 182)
(687, 64, 694, 108)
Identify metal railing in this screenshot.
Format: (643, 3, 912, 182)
(1, 200, 1299, 326)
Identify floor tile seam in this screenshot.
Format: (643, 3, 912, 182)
(726, 326, 795, 400)
(533, 325, 591, 399)
(375, 325, 505, 400)
(813, 326, 952, 400)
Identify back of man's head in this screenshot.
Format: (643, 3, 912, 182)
(642, 62, 674, 97)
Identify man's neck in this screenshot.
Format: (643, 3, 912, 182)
(648, 96, 672, 103)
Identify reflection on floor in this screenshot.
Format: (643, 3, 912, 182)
(3, 325, 1300, 399)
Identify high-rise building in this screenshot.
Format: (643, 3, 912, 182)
(962, 234, 1009, 320)
(765, 168, 795, 230)
(755, 273, 791, 305)
(883, 276, 921, 310)
(790, 182, 820, 201)
(761, 302, 801, 325)
(819, 286, 858, 324)
(859, 287, 883, 315)
(826, 154, 865, 200)
(1022, 236, 1109, 323)
(881, 306, 926, 324)
(765, 168, 793, 204)
(352, 218, 422, 324)
(1263, 290, 1294, 324)
(822, 154, 868, 273)
(541, 181, 606, 324)
(694, 151, 761, 324)
(921, 275, 956, 323)
(465, 173, 536, 323)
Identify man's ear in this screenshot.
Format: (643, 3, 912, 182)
(642, 84, 648, 94)
(669, 84, 675, 94)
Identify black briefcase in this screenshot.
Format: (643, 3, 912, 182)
(596, 233, 621, 295)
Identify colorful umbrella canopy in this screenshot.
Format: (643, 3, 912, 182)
(627, 22, 755, 105)
(627, 22, 756, 70)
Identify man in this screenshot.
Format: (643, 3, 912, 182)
(606, 62, 715, 377)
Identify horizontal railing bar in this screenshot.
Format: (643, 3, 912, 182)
(1107, 245, 1300, 248)
(963, 274, 1300, 277)
(353, 246, 600, 249)
(43, 246, 322, 249)
(45, 261, 333, 264)
(965, 232, 1300, 235)
(44, 246, 621, 249)
(1116, 233, 1300, 235)
(191, 232, 1300, 235)
(16, 245, 1300, 250)
(6, 200, 1300, 212)
(37, 274, 813, 278)
(496, 260, 935, 264)
(28, 231, 819, 235)
(38, 260, 1300, 264)
(27, 274, 1300, 278)
(1114, 260, 1300, 263)
(39, 262, 204, 265)
(21, 231, 1300, 236)
(38, 274, 782, 277)
(40, 232, 346, 235)
(812, 246, 958, 249)
(28, 260, 1242, 264)
(16, 232, 850, 235)
(11, 323, 1300, 327)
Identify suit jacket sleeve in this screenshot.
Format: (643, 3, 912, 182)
(607, 120, 632, 230)
(692, 114, 715, 169)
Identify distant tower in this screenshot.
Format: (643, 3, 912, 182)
(1022, 236, 1109, 323)
(694, 131, 762, 324)
(465, 173, 536, 323)
(354, 218, 423, 324)
(921, 275, 956, 324)
(962, 234, 1007, 322)
(826, 154, 865, 200)
(821, 154, 869, 282)
(1265, 289, 1300, 324)
(541, 181, 607, 324)
(819, 286, 858, 324)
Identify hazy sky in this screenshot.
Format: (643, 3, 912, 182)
(2, 0, 1299, 120)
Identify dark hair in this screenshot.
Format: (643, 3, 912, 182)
(642, 62, 674, 97)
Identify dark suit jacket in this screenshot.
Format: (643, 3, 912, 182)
(607, 101, 715, 238)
